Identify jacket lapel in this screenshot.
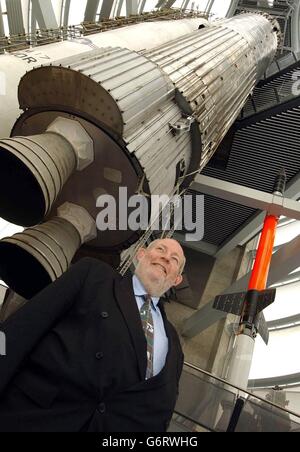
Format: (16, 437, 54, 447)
(113, 274, 147, 380)
(158, 300, 174, 366)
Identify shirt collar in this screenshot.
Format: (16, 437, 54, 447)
(132, 274, 160, 310)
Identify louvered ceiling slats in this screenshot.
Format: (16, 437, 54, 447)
(199, 102, 300, 246)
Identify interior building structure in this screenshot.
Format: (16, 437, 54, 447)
(0, 0, 300, 432)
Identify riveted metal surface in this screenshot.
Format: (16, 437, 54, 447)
(18, 46, 174, 139)
(144, 13, 280, 174)
(16, 45, 189, 202)
(8, 13, 281, 255)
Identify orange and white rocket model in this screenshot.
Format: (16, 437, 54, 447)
(214, 169, 287, 388)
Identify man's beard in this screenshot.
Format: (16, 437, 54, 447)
(135, 267, 171, 297)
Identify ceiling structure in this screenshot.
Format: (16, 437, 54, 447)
(182, 0, 300, 259)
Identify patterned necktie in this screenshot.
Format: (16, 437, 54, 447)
(140, 294, 154, 379)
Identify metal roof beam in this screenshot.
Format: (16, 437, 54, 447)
(226, 0, 240, 17)
(182, 231, 300, 337)
(31, 0, 58, 30)
(164, 0, 177, 8)
(155, 1, 166, 8)
(126, 0, 138, 15)
(215, 170, 300, 259)
(248, 372, 300, 389)
(267, 313, 300, 331)
(61, 0, 71, 27)
(205, 0, 214, 14)
(138, 0, 147, 14)
(181, 0, 191, 12)
(291, 0, 300, 53)
(99, 0, 114, 19)
(0, 2, 5, 37)
(5, 0, 25, 35)
(191, 174, 300, 221)
(84, 0, 100, 22)
(115, 0, 124, 16)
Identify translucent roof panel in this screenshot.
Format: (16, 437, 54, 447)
(69, 0, 88, 25)
(52, 0, 64, 26)
(172, 1, 210, 11)
(264, 280, 300, 322)
(0, 0, 9, 35)
(209, 0, 231, 18)
(274, 220, 300, 248)
(249, 326, 300, 380)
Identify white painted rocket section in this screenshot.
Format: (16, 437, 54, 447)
(226, 334, 255, 389)
(0, 18, 205, 138)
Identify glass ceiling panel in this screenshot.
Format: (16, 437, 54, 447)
(274, 220, 300, 248)
(249, 326, 300, 380)
(264, 280, 300, 322)
(209, 0, 231, 18)
(69, 0, 88, 25)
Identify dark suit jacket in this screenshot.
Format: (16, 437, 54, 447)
(0, 258, 184, 432)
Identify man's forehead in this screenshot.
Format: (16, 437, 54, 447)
(153, 239, 184, 255)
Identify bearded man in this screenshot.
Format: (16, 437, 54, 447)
(0, 238, 185, 432)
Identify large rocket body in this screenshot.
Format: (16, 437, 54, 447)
(0, 18, 205, 138)
(0, 12, 281, 298)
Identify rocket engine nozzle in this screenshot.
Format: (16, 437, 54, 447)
(0, 217, 81, 299)
(0, 133, 76, 227)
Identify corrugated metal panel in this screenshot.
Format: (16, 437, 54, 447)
(186, 191, 255, 246)
(0, 2, 5, 37)
(99, 0, 114, 19)
(242, 63, 300, 117)
(31, 0, 58, 30)
(62, 0, 71, 27)
(84, 0, 100, 22)
(201, 104, 300, 246)
(6, 0, 25, 35)
(126, 0, 139, 16)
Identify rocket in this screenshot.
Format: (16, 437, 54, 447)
(0, 12, 282, 299)
(213, 169, 287, 388)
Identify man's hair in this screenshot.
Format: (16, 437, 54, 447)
(147, 239, 186, 274)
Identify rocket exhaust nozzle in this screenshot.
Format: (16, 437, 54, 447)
(0, 217, 81, 299)
(0, 133, 76, 227)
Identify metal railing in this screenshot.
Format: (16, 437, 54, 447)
(172, 362, 300, 432)
(0, 9, 208, 54)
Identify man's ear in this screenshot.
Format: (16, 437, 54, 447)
(173, 274, 183, 287)
(136, 247, 147, 263)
